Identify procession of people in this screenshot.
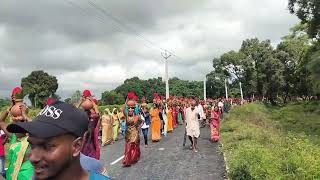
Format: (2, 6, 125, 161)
(0, 86, 245, 179)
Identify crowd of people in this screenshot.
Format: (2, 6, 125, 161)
(0, 87, 246, 179)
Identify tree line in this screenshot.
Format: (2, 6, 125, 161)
(207, 0, 320, 104)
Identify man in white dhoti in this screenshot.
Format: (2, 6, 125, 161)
(185, 100, 200, 152)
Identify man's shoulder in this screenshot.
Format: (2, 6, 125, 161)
(80, 153, 104, 172)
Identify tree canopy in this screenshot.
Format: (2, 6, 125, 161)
(206, 23, 319, 104)
(288, 0, 320, 40)
(21, 70, 58, 108)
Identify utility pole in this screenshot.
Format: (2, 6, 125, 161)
(204, 76, 207, 102)
(225, 79, 228, 100)
(161, 51, 171, 100)
(240, 82, 243, 104)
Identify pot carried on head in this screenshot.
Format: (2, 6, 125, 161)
(10, 99, 24, 121)
(81, 98, 94, 110)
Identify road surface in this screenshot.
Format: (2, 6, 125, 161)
(100, 125, 226, 180)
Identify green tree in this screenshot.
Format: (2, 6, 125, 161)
(0, 98, 11, 109)
(261, 56, 285, 104)
(306, 42, 320, 95)
(240, 38, 274, 97)
(70, 90, 82, 105)
(288, 0, 320, 40)
(277, 25, 312, 101)
(101, 91, 125, 105)
(21, 70, 58, 108)
(206, 74, 226, 98)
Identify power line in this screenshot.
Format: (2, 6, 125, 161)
(86, 0, 163, 52)
(86, 0, 183, 60)
(64, 0, 163, 61)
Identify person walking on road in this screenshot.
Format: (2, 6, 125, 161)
(195, 98, 205, 128)
(123, 99, 143, 167)
(218, 99, 224, 119)
(210, 106, 221, 142)
(161, 102, 168, 136)
(185, 100, 200, 152)
(112, 108, 120, 143)
(101, 109, 113, 146)
(141, 106, 151, 147)
(167, 104, 174, 133)
(79, 90, 101, 160)
(151, 102, 162, 142)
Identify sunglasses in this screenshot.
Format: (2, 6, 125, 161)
(128, 106, 135, 110)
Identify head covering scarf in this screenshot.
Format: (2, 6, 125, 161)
(83, 90, 93, 98)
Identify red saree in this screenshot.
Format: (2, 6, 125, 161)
(173, 108, 178, 128)
(210, 111, 220, 142)
(81, 111, 101, 159)
(123, 115, 141, 167)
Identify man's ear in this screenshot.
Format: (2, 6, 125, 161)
(72, 137, 83, 157)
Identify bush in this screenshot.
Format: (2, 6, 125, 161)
(221, 103, 320, 179)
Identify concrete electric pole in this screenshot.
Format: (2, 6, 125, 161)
(161, 51, 171, 100)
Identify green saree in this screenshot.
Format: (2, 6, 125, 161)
(6, 134, 34, 180)
(178, 112, 183, 124)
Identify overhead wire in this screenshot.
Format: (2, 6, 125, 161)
(64, 0, 163, 61)
(86, 0, 184, 61)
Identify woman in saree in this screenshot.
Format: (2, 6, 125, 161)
(161, 102, 168, 137)
(101, 108, 113, 146)
(0, 87, 34, 180)
(210, 106, 221, 142)
(151, 102, 162, 142)
(112, 108, 120, 142)
(80, 90, 101, 159)
(172, 105, 178, 128)
(177, 105, 183, 125)
(166, 104, 174, 133)
(123, 99, 143, 167)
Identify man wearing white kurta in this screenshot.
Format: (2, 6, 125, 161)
(185, 100, 200, 152)
(196, 100, 205, 127)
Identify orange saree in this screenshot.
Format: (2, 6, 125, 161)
(151, 108, 161, 141)
(167, 109, 173, 132)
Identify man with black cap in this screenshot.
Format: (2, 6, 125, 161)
(7, 101, 110, 180)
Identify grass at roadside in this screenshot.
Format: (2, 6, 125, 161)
(220, 102, 320, 180)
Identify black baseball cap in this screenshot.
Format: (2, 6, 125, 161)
(7, 101, 89, 138)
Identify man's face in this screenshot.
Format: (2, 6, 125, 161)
(190, 101, 196, 110)
(28, 134, 81, 180)
(128, 106, 135, 116)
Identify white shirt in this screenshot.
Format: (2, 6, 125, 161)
(196, 104, 204, 120)
(185, 107, 200, 138)
(218, 101, 224, 107)
(141, 114, 149, 129)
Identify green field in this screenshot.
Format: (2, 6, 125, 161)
(221, 102, 320, 180)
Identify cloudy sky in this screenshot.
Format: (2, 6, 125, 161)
(0, 0, 298, 99)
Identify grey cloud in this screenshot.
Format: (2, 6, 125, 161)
(0, 0, 299, 99)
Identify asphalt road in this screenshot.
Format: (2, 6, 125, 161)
(100, 125, 226, 180)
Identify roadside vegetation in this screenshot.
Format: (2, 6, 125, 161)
(221, 102, 320, 180)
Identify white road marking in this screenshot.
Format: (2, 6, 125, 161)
(110, 155, 125, 165)
(158, 147, 165, 151)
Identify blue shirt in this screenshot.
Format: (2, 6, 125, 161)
(90, 172, 111, 180)
(80, 153, 104, 173)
